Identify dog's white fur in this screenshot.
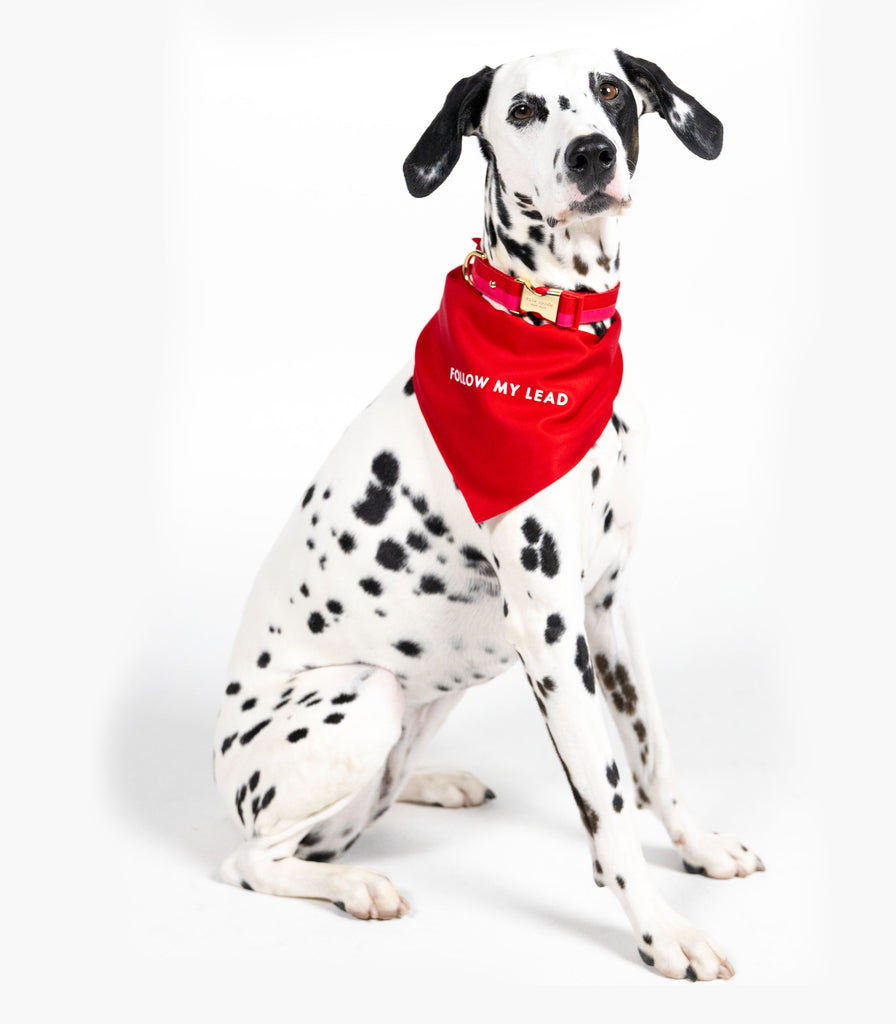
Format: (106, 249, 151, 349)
(212, 48, 761, 981)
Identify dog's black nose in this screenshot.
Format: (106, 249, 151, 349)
(564, 134, 617, 192)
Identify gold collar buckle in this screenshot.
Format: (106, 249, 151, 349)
(517, 277, 563, 323)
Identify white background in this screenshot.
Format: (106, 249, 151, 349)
(3, 0, 892, 1017)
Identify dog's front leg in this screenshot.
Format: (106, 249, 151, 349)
(586, 589, 765, 879)
(484, 492, 734, 981)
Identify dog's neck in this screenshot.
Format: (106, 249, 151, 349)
(481, 163, 622, 301)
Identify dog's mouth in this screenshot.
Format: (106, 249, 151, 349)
(559, 188, 632, 222)
(559, 167, 632, 221)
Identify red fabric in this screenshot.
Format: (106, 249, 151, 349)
(413, 265, 623, 523)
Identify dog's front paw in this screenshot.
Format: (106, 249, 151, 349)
(676, 831, 765, 879)
(330, 866, 411, 920)
(636, 904, 734, 981)
(397, 770, 495, 807)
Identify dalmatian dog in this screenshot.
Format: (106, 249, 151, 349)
(213, 47, 764, 981)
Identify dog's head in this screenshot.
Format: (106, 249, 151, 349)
(404, 48, 722, 225)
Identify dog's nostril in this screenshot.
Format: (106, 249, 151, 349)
(598, 149, 614, 168)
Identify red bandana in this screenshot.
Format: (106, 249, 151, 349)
(413, 264, 623, 523)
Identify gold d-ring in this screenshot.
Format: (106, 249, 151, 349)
(463, 248, 485, 285)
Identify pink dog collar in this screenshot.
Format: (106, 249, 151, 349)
(462, 240, 619, 330)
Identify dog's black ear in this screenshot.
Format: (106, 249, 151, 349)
(614, 50, 723, 160)
(403, 66, 495, 197)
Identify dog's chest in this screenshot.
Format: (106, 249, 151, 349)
(232, 363, 644, 705)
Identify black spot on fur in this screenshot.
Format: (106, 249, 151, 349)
(570, 780, 599, 835)
(639, 949, 655, 968)
(419, 574, 446, 594)
(606, 761, 620, 787)
(287, 727, 308, 742)
(522, 517, 543, 544)
(402, 487, 428, 515)
(221, 733, 237, 755)
(686, 966, 697, 982)
(591, 465, 600, 487)
(305, 850, 336, 863)
(404, 377, 414, 396)
(616, 874, 626, 889)
(240, 719, 271, 745)
(371, 451, 400, 487)
(240, 880, 254, 891)
(394, 639, 423, 657)
(226, 681, 241, 695)
(604, 507, 614, 532)
(424, 514, 448, 537)
(241, 698, 257, 712)
(257, 651, 271, 669)
(376, 539, 408, 571)
(539, 532, 559, 577)
(338, 532, 356, 553)
(324, 712, 344, 725)
(308, 612, 326, 633)
(643, 933, 653, 945)
(613, 793, 624, 812)
(359, 576, 382, 595)
(575, 635, 595, 694)
(497, 227, 537, 272)
(353, 484, 393, 526)
(261, 786, 275, 810)
(326, 599, 343, 615)
(544, 613, 566, 644)
(331, 692, 357, 705)
(521, 546, 539, 571)
(302, 485, 315, 508)
(407, 531, 429, 552)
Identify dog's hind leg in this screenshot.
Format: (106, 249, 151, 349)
(214, 663, 410, 918)
(387, 692, 495, 808)
(585, 587, 765, 880)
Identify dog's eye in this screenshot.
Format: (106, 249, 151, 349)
(510, 103, 534, 122)
(598, 83, 619, 101)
